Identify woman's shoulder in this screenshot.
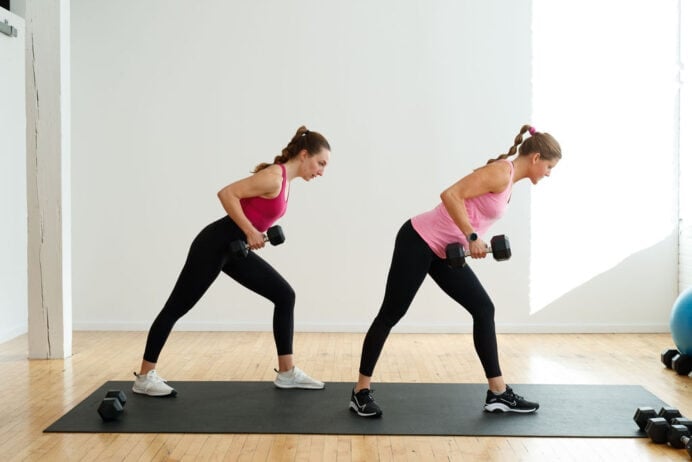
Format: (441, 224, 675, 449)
(480, 160, 512, 192)
(250, 164, 284, 195)
(255, 163, 284, 178)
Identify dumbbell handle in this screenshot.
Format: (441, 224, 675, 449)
(462, 245, 494, 257)
(238, 234, 271, 250)
(679, 435, 692, 457)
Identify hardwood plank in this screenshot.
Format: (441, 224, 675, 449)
(1, 331, 690, 461)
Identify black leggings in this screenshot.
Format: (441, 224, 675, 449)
(359, 220, 502, 379)
(143, 216, 295, 363)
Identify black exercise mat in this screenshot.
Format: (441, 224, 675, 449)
(44, 382, 668, 437)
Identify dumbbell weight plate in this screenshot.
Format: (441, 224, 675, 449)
(672, 354, 692, 376)
(98, 397, 124, 421)
(445, 243, 466, 268)
(266, 226, 285, 245)
(661, 348, 679, 368)
(633, 406, 658, 431)
(489, 235, 511, 261)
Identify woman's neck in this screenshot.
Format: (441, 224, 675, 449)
(511, 156, 532, 183)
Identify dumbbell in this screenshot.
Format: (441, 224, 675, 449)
(662, 348, 679, 369)
(676, 433, 692, 458)
(446, 234, 511, 268)
(98, 389, 127, 421)
(634, 406, 682, 433)
(230, 225, 285, 258)
(647, 418, 692, 457)
(672, 353, 692, 376)
(667, 422, 692, 452)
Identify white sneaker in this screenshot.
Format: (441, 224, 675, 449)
(273, 366, 325, 390)
(132, 370, 177, 397)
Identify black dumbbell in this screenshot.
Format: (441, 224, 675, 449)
(668, 423, 692, 449)
(673, 417, 692, 431)
(672, 353, 692, 376)
(446, 235, 511, 268)
(643, 407, 685, 442)
(645, 417, 671, 443)
(230, 225, 285, 258)
(634, 406, 658, 431)
(662, 348, 679, 368)
(647, 419, 692, 457)
(675, 433, 692, 458)
(98, 389, 127, 421)
(635, 406, 683, 434)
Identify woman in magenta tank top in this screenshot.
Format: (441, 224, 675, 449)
(350, 125, 562, 418)
(133, 126, 331, 397)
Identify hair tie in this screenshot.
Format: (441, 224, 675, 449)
(528, 126, 536, 135)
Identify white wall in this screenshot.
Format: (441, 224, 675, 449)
(0, 8, 27, 343)
(680, 0, 692, 291)
(71, 0, 679, 334)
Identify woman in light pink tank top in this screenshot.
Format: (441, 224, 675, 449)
(134, 126, 331, 397)
(350, 125, 562, 418)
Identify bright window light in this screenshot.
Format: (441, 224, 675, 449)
(530, 1, 679, 313)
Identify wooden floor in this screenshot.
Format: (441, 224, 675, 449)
(1, 331, 690, 461)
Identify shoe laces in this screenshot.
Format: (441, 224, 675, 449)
(292, 367, 308, 380)
(357, 388, 376, 403)
(503, 386, 524, 401)
(147, 370, 168, 383)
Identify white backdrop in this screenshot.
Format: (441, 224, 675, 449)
(69, 0, 679, 334)
(0, 8, 26, 343)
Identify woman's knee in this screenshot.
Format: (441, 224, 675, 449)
(472, 301, 496, 322)
(285, 285, 296, 305)
(273, 284, 296, 309)
(373, 308, 405, 331)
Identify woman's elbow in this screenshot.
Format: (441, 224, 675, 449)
(440, 188, 455, 204)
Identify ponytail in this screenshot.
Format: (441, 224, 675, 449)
(486, 124, 561, 164)
(486, 124, 533, 164)
(253, 126, 331, 173)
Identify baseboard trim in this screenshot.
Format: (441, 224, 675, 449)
(72, 321, 670, 334)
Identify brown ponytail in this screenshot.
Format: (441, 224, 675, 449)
(253, 126, 331, 173)
(486, 124, 561, 164)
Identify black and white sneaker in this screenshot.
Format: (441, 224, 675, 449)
(484, 385, 539, 413)
(350, 388, 383, 417)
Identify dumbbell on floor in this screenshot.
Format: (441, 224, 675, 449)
(672, 353, 692, 376)
(667, 423, 692, 451)
(230, 225, 285, 258)
(446, 235, 511, 268)
(678, 434, 692, 458)
(634, 406, 682, 433)
(650, 420, 692, 457)
(661, 348, 692, 375)
(661, 349, 679, 369)
(98, 389, 127, 421)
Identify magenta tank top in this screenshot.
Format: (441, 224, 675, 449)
(240, 164, 288, 232)
(410, 159, 514, 258)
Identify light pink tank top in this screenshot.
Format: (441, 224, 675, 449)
(410, 159, 514, 258)
(240, 164, 288, 232)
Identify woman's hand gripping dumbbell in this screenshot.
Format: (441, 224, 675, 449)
(445, 235, 512, 268)
(230, 225, 285, 258)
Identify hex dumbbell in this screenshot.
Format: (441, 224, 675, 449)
(668, 422, 692, 450)
(634, 406, 682, 434)
(634, 406, 658, 431)
(648, 420, 692, 457)
(676, 434, 692, 458)
(643, 407, 687, 443)
(445, 235, 511, 268)
(98, 389, 127, 421)
(230, 225, 285, 258)
(672, 354, 692, 376)
(662, 348, 679, 369)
